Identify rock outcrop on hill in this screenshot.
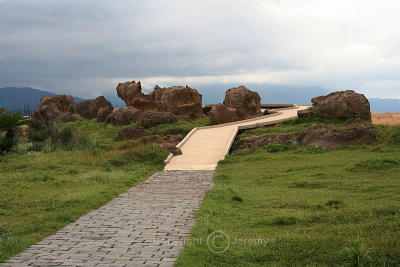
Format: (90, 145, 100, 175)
(117, 81, 155, 111)
(224, 85, 261, 120)
(312, 90, 371, 121)
(116, 81, 205, 118)
(159, 143, 182, 156)
(137, 112, 177, 129)
(299, 121, 376, 148)
(236, 121, 376, 150)
(32, 94, 75, 123)
(104, 108, 142, 127)
(153, 85, 205, 119)
(97, 106, 113, 122)
(54, 113, 76, 123)
(40, 95, 74, 113)
(116, 128, 151, 141)
(69, 96, 113, 120)
(32, 102, 62, 123)
(0, 108, 10, 114)
(209, 103, 237, 125)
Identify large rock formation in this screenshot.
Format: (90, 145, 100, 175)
(32, 103, 62, 123)
(153, 85, 205, 118)
(137, 112, 177, 129)
(104, 108, 142, 127)
(116, 81, 155, 111)
(312, 90, 371, 121)
(116, 81, 205, 118)
(209, 103, 238, 125)
(32, 94, 75, 123)
(223, 85, 261, 120)
(40, 95, 74, 113)
(69, 96, 113, 119)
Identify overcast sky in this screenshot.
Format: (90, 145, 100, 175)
(1, 0, 400, 99)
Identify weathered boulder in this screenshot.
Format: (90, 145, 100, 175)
(297, 108, 314, 118)
(104, 108, 142, 127)
(54, 113, 76, 123)
(223, 85, 261, 120)
(116, 128, 151, 141)
(69, 96, 113, 119)
(153, 85, 205, 118)
(97, 106, 113, 122)
(40, 95, 74, 112)
(202, 104, 216, 116)
(159, 143, 182, 156)
(209, 103, 237, 125)
(0, 108, 10, 114)
(116, 81, 205, 118)
(31, 104, 61, 123)
(312, 90, 371, 121)
(137, 112, 177, 129)
(116, 81, 155, 111)
(300, 121, 376, 148)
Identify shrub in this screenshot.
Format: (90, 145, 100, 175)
(352, 157, 400, 171)
(122, 144, 168, 165)
(265, 143, 289, 153)
(308, 145, 329, 153)
(387, 126, 400, 146)
(28, 121, 56, 142)
(0, 113, 29, 153)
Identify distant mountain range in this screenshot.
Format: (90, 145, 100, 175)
(0, 87, 399, 115)
(0, 87, 124, 115)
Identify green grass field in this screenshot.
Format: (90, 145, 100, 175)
(0, 115, 209, 262)
(176, 120, 400, 266)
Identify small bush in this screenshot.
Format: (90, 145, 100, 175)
(308, 145, 329, 153)
(387, 126, 400, 146)
(265, 143, 289, 153)
(352, 157, 400, 171)
(122, 144, 168, 165)
(28, 121, 56, 142)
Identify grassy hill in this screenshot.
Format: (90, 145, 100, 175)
(0, 115, 210, 262)
(176, 118, 400, 266)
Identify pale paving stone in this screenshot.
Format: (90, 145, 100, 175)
(1, 170, 214, 266)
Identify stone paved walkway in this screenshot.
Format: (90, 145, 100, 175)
(2, 170, 214, 267)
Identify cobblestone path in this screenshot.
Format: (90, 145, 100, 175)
(2, 170, 214, 267)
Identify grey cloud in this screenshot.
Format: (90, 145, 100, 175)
(1, 0, 400, 99)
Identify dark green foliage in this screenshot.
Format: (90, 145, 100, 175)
(352, 157, 400, 171)
(308, 145, 329, 153)
(0, 113, 29, 153)
(265, 143, 290, 153)
(387, 126, 400, 146)
(122, 144, 168, 165)
(28, 120, 56, 142)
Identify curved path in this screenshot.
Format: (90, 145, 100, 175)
(165, 105, 310, 170)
